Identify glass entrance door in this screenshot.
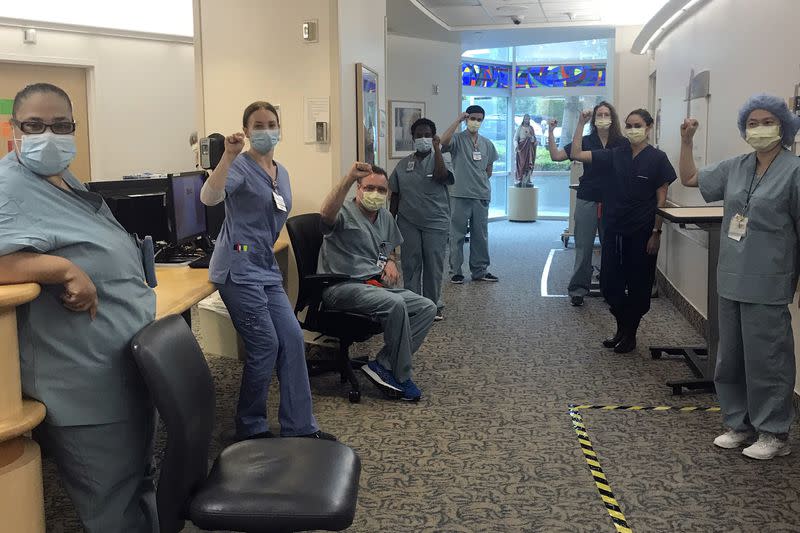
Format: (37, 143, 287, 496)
(461, 95, 508, 218)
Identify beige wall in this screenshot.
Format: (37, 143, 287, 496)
(652, 0, 800, 393)
(0, 24, 196, 180)
(612, 25, 649, 117)
(385, 33, 461, 176)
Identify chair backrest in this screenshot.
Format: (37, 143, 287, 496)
(131, 315, 216, 533)
(285, 212, 324, 315)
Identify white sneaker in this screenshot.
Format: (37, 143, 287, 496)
(713, 429, 755, 449)
(742, 434, 791, 460)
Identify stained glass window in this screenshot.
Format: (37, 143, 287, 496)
(515, 64, 606, 89)
(462, 62, 511, 89)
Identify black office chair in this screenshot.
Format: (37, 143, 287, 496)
(286, 213, 384, 403)
(131, 315, 361, 533)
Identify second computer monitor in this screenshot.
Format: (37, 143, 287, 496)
(168, 172, 208, 245)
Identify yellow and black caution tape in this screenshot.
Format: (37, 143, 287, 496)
(572, 405, 720, 412)
(569, 404, 721, 532)
(569, 406, 632, 533)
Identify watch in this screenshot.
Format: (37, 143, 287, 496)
(652, 229, 662, 234)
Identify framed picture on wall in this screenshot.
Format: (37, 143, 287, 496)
(389, 100, 425, 159)
(356, 63, 379, 166)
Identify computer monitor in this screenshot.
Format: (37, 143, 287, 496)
(87, 178, 170, 242)
(167, 172, 208, 245)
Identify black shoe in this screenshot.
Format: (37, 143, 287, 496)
(451, 274, 465, 284)
(298, 430, 337, 441)
(475, 272, 499, 282)
(238, 430, 275, 441)
(613, 334, 637, 354)
(570, 296, 584, 307)
(602, 325, 624, 348)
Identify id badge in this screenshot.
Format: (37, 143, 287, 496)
(728, 213, 748, 241)
(472, 150, 482, 161)
(376, 252, 388, 270)
(406, 160, 415, 172)
(273, 191, 287, 212)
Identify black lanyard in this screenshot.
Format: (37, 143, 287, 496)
(744, 152, 777, 213)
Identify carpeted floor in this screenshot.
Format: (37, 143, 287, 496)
(43, 220, 800, 532)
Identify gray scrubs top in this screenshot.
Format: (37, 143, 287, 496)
(389, 152, 454, 231)
(209, 154, 290, 286)
(443, 130, 499, 200)
(698, 149, 800, 305)
(318, 200, 403, 281)
(0, 153, 155, 426)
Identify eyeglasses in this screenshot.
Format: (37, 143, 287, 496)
(11, 119, 76, 135)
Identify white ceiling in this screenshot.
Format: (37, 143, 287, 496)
(412, 0, 669, 29)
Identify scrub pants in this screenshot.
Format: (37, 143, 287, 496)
(397, 216, 449, 312)
(715, 297, 796, 435)
(568, 198, 602, 298)
(322, 283, 437, 382)
(217, 277, 318, 439)
(450, 197, 490, 279)
(600, 227, 657, 332)
(35, 406, 158, 533)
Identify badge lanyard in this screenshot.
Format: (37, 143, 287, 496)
(742, 153, 775, 215)
(266, 164, 287, 212)
(729, 153, 777, 241)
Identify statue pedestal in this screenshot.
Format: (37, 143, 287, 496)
(508, 186, 538, 222)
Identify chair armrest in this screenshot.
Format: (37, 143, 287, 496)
(304, 274, 352, 294)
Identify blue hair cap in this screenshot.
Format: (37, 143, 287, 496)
(737, 93, 800, 147)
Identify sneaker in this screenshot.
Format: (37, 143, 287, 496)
(361, 361, 402, 393)
(450, 275, 465, 284)
(434, 312, 444, 322)
(570, 295, 584, 307)
(742, 433, 791, 460)
(713, 429, 755, 449)
(399, 378, 422, 402)
(298, 430, 337, 441)
(474, 273, 499, 282)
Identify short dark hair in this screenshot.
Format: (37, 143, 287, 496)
(357, 164, 388, 183)
(410, 118, 436, 136)
(242, 101, 280, 129)
(627, 108, 654, 126)
(13, 83, 73, 118)
(465, 105, 486, 117)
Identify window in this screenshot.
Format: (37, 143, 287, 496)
(462, 62, 511, 89)
(514, 39, 608, 63)
(515, 64, 606, 89)
(462, 48, 512, 62)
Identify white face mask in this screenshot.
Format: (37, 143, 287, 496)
(413, 137, 433, 153)
(595, 118, 612, 130)
(625, 127, 647, 144)
(745, 125, 782, 152)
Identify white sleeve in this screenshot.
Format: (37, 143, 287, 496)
(200, 179, 226, 206)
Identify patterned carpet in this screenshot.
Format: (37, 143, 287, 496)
(43, 220, 800, 532)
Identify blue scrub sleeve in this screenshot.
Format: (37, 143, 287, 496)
(697, 157, 733, 203)
(320, 210, 345, 236)
(0, 197, 52, 255)
(590, 149, 613, 173)
(658, 152, 678, 187)
(442, 132, 460, 156)
(388, 167, 400, 193)
(224, 156, 248, 196)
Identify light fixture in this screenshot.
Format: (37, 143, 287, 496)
(632, 0, 706, 54)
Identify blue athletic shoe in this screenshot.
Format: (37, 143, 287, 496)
(361, 361, 403, 394)
(399, 378, 422, 402)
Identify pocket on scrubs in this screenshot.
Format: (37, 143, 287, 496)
(629, 176, 652, 200)
(229, 248, 272, 277)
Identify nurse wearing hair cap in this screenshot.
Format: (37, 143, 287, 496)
(679, 93, 800, 460)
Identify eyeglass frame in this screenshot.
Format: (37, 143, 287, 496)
(10, 119, 77, 135)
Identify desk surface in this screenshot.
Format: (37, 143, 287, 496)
(658, 206, 724, 223)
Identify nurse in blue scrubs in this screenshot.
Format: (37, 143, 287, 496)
(570, 108, 677, 353)
(200, 101, 333, 441)
(679, 94, 800, 460)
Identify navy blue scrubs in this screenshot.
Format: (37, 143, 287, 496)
(591, 144, 676, 330)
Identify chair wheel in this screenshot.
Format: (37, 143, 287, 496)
(348, 390, 361, 403)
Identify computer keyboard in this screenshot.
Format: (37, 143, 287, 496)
(188, 255, 211, 269)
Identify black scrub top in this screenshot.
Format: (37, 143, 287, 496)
(591, 144, 677, 235)
(564, 133, 629, 202)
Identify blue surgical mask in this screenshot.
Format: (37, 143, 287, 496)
(414, 137, 433, 153)
(250, 128, 280, 154)
(16, 132, 77, 176)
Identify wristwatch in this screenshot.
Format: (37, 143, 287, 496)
(652, 229, 662, 234)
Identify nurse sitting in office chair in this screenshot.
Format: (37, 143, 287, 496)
(679, 93, 800, 460)
(200, 101, 334, 442)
